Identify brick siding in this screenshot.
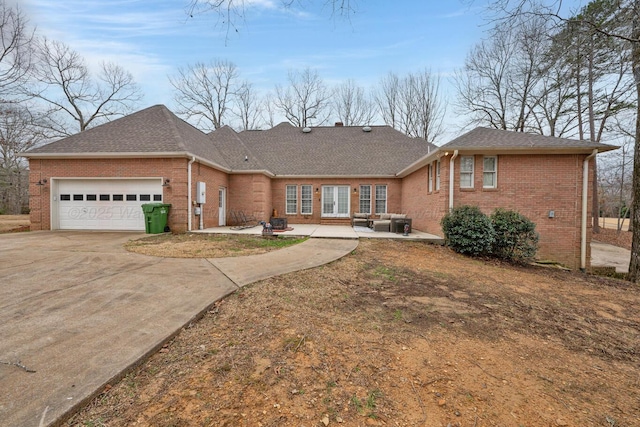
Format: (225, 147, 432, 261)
(402, 153, 593, 269)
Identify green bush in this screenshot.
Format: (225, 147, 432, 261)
(490, 209, 539, 261)
(441, 205, 495, 256)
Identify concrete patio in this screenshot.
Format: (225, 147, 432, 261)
(192, 223, 445, 243)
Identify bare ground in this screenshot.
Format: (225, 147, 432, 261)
(0, 214, 30, 233)
(66, 238, 639, 427)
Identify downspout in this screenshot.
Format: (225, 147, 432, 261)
(581, 149, 598, 271)
(449, 150, 459, 211)
(187, 156, 195, 231)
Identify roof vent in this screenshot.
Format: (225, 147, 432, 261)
(362, 126, 372, 132)
(302, 127, 312, 133)
(335, 122, 344, 127)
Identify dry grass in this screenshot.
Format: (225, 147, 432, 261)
(68, 239, 639, 427)
(125, 233, 307, 258)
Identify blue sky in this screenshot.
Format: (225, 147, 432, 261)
(20, 0, 581, 139)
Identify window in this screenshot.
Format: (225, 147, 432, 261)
(126, 194, 137, 201)
(73, 194, 83, 201)
(113, 194, 124, 201)
(375, 185, 387, 214)
(460, 156, 474, 188)
(60, 194, 71, 201)
(140, 194, 151, 201)
(436, 159, 441, 191)
(286, 185, 297, 214)
(359, 185, 371, 214)
(301, 185, 312, 214)
(428, 163, 433, 193)
(86, 194, 97, 201)
(153, 194, 162, 201)
(483, 156, 497, 188)
(99, 194, 110, 201)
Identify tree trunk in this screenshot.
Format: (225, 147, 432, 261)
(627, 0, 640, 282)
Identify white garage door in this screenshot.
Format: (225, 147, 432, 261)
(57, 179, 163, 230)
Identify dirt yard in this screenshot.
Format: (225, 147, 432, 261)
(0, 214, 30, 233)
(66, 237, 639, 427)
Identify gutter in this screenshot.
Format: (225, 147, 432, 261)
(581, 149, 598, 271)
(187, 156, 196, 231)
(449, 150, 459, 211)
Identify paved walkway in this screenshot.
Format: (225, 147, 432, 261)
(591, 241, 631, 273)
(0, 232, 357, 427)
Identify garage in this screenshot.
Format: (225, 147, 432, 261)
(55, 179, 163, 230)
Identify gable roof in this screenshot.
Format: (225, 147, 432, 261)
(23, 105, 232, 171)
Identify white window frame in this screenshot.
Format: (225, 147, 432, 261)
(301, 184, 313, 214)
(483, 156, 498, 189)
(286, 185, 297, 215)
(460, 156, 474, 189)
(359, 185, 371, 214)
(321, 185, 350, 218)
(375, 184, 387, 214)
(436, 159, 441, 191)
(428, 163, 433, 193)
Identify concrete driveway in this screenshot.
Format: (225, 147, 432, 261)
(0, 231, 238, 427)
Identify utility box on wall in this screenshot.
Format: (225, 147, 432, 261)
(196, 181, 206, 204)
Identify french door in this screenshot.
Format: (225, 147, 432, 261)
(322, 186, 350, 217)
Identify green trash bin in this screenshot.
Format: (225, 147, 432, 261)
(141, 203, 171, 234)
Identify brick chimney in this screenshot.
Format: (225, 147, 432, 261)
(334, 122, 344, 127)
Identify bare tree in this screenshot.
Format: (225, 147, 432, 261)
(26, 38, 142, 137)
(275, 67, 331, 127)
(261, 92, 278, 128)
(169, 59, 240, 131)
(482, 0, 640, 281)
(0, 1, 33, 100)
(454, 17, 547, 133)
(376, 70, 446, 143)
(333, 79, 375, 126)
(0, 105, 43, 213)
(374, 72, 400, 129)
(185, 0, 357, 37)
(232, 80, 262, 130)
(399, 69, 446, 143)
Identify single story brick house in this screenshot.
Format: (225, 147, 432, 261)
(23, 104, 616, 269)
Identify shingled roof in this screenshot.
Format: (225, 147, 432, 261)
(24, 105, 232, 170)
(233, 123, 436, 176)
(24, 106, 618, 178)
(441, 127, 618, 152)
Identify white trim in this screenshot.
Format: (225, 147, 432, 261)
(482, 156, 498, 189)
(449, 150, 458, 211)
(359, 184, 372, 214)
(188, 156, 195, 231)
(285, 185, 298, 215)
(374, 184, 387, 214)
(581, 149, 598, 270)
(460, 155, 474, 189)
(321, 185, 351, 218)
(300, 184, 313, 215)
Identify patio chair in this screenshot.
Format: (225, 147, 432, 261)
(230, 210, 260, 230)
(352, 212, 370, 227)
